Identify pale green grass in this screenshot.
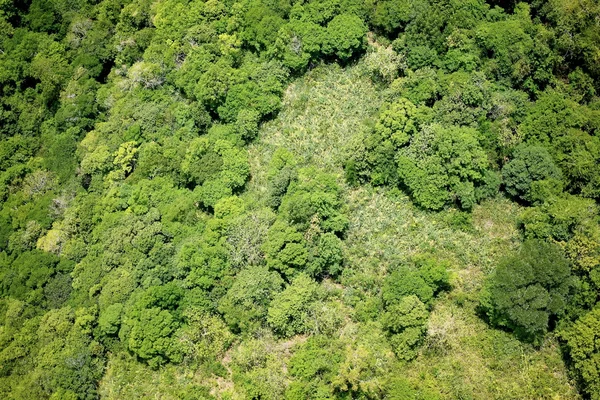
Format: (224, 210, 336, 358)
(247, 62, 383, 195)
(408, 300, 580, 399)
(342, 188, 523, 297)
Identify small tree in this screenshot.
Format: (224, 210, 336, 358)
(397, 123, 489, 210)
(218, 265, 284, 333)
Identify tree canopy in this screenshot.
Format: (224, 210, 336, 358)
(1, 0, 600, 398)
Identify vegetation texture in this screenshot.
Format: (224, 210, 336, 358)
(0, 0, 599, 399)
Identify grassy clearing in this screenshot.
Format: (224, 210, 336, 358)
(342, 188, 523, 294)
(100, 62, 579, 399)
(246, 61, 384, 193)
(409, 300, 579, 399)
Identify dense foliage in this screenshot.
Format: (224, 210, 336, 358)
(1, 0, 600, 398)
(481, 239, 573, 344)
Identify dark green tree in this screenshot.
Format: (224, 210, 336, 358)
(502, 144, 563, 204)
(481, 240, 573, 344)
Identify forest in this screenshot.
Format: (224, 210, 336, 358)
(1, 0, 600, 398)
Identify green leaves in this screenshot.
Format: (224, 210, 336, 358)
(350, 95, 492, 210)
(218, 265, 284, 334)
(383, 295, 428, 360)
(481, 240, 573, 344)
(98, 303, 123, 337)
(121, 284, 185, 368)
(561, 306, 600, 399)
(380, 258, 450, 359)
(374, 98, 418, 148)
(286, 335, 344, 399)
(125, 307, 182, 368)
(502, 144, 563, 204)
(276, 20, 325, 71)
(267, 274, 320, 337)
(383, 267, 435, 307)
(263, 162, 348, 279)
(322, 14, 368, 61)
(1, 0, 600, 397)
(279, 167, 348, 234)
(397, 124, 489, 210)
(186, 138, 250, 208)
(263, 220, 308, 278)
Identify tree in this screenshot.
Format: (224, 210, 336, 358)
(177, 308, 234, 364)
(279, 167, 349, 234)
(322, 14, 368, 61)
(263, 220, 309, 278)
(98, 303, 124, 337)
(123, 307, 182, 368)
(561, 306, 600, 399)
(502, 144, 563, 203)
(481, 240, 573, 343)
(555, 129, 600, 199)
(383, 295, 429, 360)
(346, 97, 423, 186)
(331, 322, 395, 397)
(540, 0, 600, 81)
(397, 123, 490, 210)
(181, 137, 222, 185)
(218, 265, 284, 334)
(267, 274, 320, 337)
(414, 255, 451, 294)
(370, 0, 413, 34)
(519, 194, 597, 242)
(474, 3, 558, 91)
(307, 232, 344, 278)
(382, 267, 435, 307)
(0, 250, 59, 303)
(276, 20, 325, 71)
(286, 335, 344, 399)
(120, 284, 184, 368)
